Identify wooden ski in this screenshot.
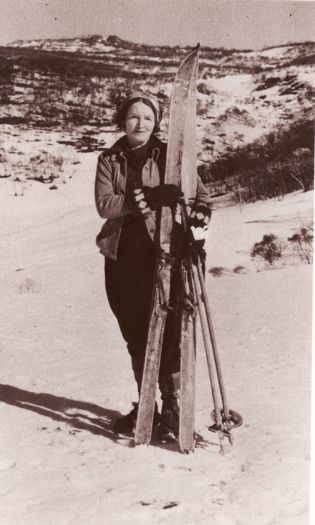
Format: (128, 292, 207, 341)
(135, 45, 200, 447)
(178, 48, 199, 453)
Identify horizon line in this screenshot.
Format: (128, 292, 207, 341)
(4, 33, 315, 54)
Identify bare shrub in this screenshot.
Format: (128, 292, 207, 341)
(251, 234, 285, 265)
(2, 147, 77, 189)
(288, 225, 313, 264)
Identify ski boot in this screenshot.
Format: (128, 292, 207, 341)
(158, 372, 180, 442)
(114, 402, 160, 436)
(158, 397, 180, 442)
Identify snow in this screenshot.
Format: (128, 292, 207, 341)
(0, 135, 312, 524)
(298, 70, 315, 87)
(259, 46, 291, 59)
(202, 74, 255, 97)
(8, 38, 117, 55)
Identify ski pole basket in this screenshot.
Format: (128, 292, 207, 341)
(209, 409, 243, 445)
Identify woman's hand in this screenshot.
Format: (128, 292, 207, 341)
(143, 184, 183, 209)
(129, 184, 183, 217)
(189, 204, 212, 240)
(130, 188, 151, 217)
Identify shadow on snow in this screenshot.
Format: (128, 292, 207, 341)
(0, 384, 217, 451)
(0, 383, 120, 442)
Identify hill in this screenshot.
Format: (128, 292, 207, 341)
(0, 35, 314, 197)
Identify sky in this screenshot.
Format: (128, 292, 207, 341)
(0, 0, 314, 50)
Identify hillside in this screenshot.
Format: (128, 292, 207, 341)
(0, 35, 314, 196)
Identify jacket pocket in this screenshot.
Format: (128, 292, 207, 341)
(96, 217, 124, 257)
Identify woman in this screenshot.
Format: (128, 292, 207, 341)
(95, 90, 211, 441)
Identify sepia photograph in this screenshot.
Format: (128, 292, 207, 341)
(0, 1, 314, 524)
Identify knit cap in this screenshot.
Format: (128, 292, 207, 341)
(117, 90, 162, 124)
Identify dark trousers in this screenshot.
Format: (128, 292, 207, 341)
(105, 234, 182, 376)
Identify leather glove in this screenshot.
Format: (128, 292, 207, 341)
(189, 204, 212, 241)
(128, 184, 183, 218)
(143, 184, 183, 209)
(128, 188, 151, 217)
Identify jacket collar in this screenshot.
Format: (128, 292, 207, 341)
(106, 134, 165, 161)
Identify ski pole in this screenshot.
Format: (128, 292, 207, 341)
(180, 201, 229, 413)
(195, 257, 243, 443)
(195, 259, 230, 420)
(180, 202, 225, 438)
(189, 262, 226, 452)
(180, 202, 227, 409)
(181, 201, 243, 445)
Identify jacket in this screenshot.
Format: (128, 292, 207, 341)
(95, 134, 211, 260)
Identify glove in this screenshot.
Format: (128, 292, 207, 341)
(143, 184, 183, 209)
(189, 204, 211, 241)
(128, 188, 151, 217)
(128, 184, 183, 218)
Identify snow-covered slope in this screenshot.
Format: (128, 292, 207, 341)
(0, 146, 312, 524)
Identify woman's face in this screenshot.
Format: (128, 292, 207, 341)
(125, 101, 156, 147)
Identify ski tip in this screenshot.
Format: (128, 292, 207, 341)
(196, 43, 200, 50)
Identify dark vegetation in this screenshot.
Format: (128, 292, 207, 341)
(251, 225, 313, 266)
(0, 44, 179, 129)
(287, 226, 313, 264)
(198, 120, 314, 201)
(251, 234, 284, 265)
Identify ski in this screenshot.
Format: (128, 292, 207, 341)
(135, 45, 200, 447)
(178, 259, 197, 453)
(178, 49, 199, 453)
(134, 256, 171, 444)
